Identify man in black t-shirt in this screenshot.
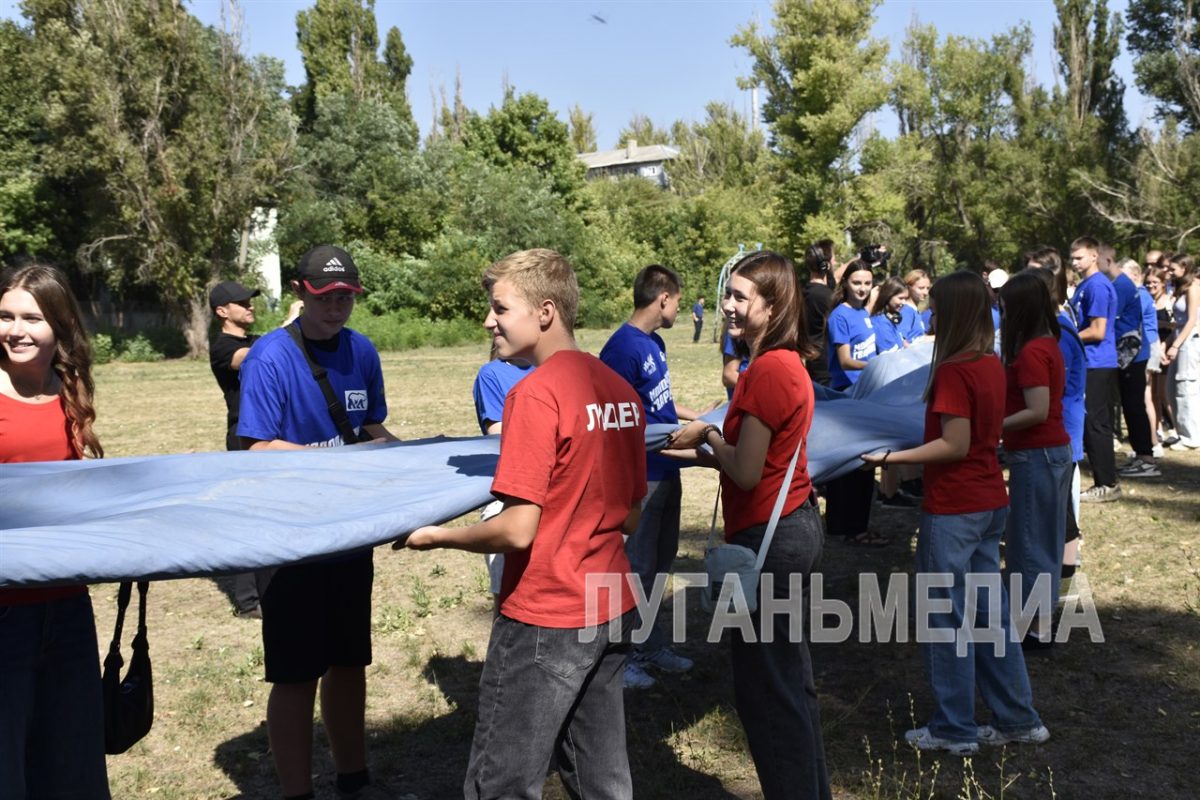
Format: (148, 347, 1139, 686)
(208, 281, 301, 616)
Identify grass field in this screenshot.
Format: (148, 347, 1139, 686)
(85, 321, 1200, 799)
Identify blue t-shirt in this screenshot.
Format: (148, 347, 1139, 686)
(827, 303, 876, 390)
(692, 301, 704, 320)
(599, 323, 679, 480)
(1111, 272, 1143, 339)
(991, 306, 1002, 354)
(872, 312, 906, 354)
(1070, 271, 1118, 368)
(920, 307, 932, 334)
(1136, 285, 1159, 363)
(722, 332, 750, 399)
(899, 304, 924, 341)
(1057, 312, 1087, 462)
(238, 324, 387, 447)
(473, 360, 535, 435)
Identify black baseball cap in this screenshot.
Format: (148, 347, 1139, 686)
(297, 245, 363, 295)
(209, 281, 261, 309)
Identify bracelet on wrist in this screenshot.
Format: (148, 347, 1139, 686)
(703, 424, 723, 445)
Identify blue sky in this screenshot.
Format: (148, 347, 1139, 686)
(4, 0, 1153, 146)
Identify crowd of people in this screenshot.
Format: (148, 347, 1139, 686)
(1, 236, 1197, 799)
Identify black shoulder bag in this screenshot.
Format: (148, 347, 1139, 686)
(103, 580, 153, 754)
(285, 323, 369, 444)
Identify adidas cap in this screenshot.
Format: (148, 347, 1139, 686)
(296, 245, 363, 294)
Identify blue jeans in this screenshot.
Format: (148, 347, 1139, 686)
(917, 508, 1041, 743)
(1005, 445, 1073, 625)
(624, 476, 681, 654)
(463, 611, 634, 800)
(729, 501, 831, 800)
(0, 593, 111, 799)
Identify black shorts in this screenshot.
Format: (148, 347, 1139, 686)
(260, 552, 373, 683)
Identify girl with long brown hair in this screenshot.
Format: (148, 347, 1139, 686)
(862, 271, 1047, 755)
(668, 250, 830, 800)
(0, 264, 109, 798)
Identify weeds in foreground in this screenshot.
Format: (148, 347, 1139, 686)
(859, 698, 1054, 799)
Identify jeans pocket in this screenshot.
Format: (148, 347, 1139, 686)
(534, 626, 599, 680)
(1047, 445, 1073, 469)
(1006, 448, 1030, 465)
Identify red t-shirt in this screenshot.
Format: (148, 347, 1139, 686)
(0, 392, 88, 605)
(1004, 337, 1070, 452)
(721, 349, 814, 538)
(491, 350, 647, 628)
(923, 354, 1009, 515)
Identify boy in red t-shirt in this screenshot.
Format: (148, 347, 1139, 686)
(404, 248, 646, 799)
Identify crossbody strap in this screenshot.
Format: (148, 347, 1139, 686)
(285, 323, 364, 445)
(754, 437, 804, 572)
(705, 435, 805, 570)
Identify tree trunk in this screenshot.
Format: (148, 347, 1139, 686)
(184, 295, 210, 359)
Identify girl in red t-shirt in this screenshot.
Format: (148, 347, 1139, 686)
(668, 250, 831, 800)
(861, 270, 1047, 756)
(0, 264, 110, 798)
(999, 272, 1072, 648)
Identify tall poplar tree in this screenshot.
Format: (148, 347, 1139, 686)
(732, 0, 888, 250)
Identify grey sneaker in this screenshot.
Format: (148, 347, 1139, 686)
(1118, 459, 1161, 478)
(904, 726, 979, 756)
(623, 661, 656, 690)
(977, 724, 1051, 746)
(1079, 484, 1122, 503)
(638, 647, 694, 673)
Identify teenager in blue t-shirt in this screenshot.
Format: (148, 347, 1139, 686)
(473, 358, 534, 435)
(237, 245, 398, 800)
(869, 277, 915, 354)
(471, 354, 535, 610)
(1107, 255, 1160, 476)
(600, 264, 713, 689)
(721, 328, 750, 399)
(1068, 237, 1120, 500)
(827, 261, 877, 390)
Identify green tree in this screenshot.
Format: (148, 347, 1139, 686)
(668, 102, 769, 196)
(462, 89, 585, 204)
(277, 92, 436, 268)
(616, 114, 671, 147)
(294, 0, 416, 145)
(1054, 0, 1129, 156)
(0, 20, 54, 259)
(568, 104, 597, 153)
(733, 0, 889, 251)
(878, 23, 1037, 267)
(1127, 0, 1200, 128)
(27, 0, 296, 355)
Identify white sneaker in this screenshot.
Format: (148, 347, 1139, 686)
(1152, 444, 1164, 458)
(977, 724, 1051, 746)
(638, 647, 694, 673)
(904, 726, 979, 756)
(623, 661, 656, 690)
(1079, 484, 1122, 503)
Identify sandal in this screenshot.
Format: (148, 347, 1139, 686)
(846, 530, 891, 548)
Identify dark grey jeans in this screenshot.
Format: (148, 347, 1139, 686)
(728, 499, 832, 800)
(464, 610, 635, 800)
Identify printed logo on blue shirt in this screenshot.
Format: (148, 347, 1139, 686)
(642, 353, 657, 375)
(345, 390, 368, 412)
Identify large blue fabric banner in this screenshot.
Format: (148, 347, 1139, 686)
(1, 345, 932, 587)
